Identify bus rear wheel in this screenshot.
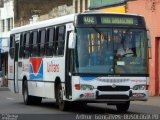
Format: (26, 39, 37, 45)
(56, 84, 69, 111)
(116, 101, 130, 112)
(23, 80, 42, 105)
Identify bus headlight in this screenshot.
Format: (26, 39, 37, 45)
(133, 85, 146, 90)
(80, 84, 94, 90)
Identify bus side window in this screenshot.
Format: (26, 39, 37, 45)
(56, 26, 65, 56)
(25, 32, 30, 58)
(29, 32, 33, 57)
(46, 27, 55, 56)
(23, 33, 26, 58)
(32, 31, 38, 57)
(9, 35, 15, 59)
(19, 33, 23, 58)
(39, 29, 46, 57)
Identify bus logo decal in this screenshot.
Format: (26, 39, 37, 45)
(29, 58, 43, 80)
(112, 84, 116, 88)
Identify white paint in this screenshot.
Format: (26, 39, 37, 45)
(6, 97, 15, 100)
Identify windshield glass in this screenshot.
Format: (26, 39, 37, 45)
(74, 28, 147, 74)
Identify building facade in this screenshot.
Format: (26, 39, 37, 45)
(73, 0, 90, 13)
(14, 0, 90, 26)
(0, 0, 14, 83)
(38, 0, 90, 21)
(14, 0, 73, 26)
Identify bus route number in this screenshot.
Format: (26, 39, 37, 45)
(83, 16, 96, 24)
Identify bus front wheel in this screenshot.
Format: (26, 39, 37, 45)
(56, 84, 69, 111)
(116, 101, 130, 112)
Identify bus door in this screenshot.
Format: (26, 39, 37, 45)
(14, 34, 20, 93)
(65, 24, 74, 99)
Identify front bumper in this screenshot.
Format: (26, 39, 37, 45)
(130, 90, 148, 101)
(71, 89, 148, 102)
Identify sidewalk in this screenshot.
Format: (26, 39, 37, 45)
(132, 96, 160, 107)
(0, 86, 9, 91)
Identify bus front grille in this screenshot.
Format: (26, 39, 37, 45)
(97, 86, 130, 91)
(96, 95, 129, 100)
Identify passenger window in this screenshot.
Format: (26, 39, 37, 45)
(25, 32, 30, 58)
(19, 34, 24, 58)
(39, 29, 46, 56)
(56, 26, 65, 55)
(29, 32, 33, 57)
(46, 27, 55, 56)
(32, 31, 38, 57)
(9, 35, 15, 59)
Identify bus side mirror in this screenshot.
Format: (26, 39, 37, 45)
(68, 31, 76, 49)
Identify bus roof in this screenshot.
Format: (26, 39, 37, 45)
(11, 11, 144, 34)
(11, 14, 76, 34)
(81, 10, 144, 17)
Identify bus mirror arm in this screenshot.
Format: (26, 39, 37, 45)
(68, 31, 76, 49)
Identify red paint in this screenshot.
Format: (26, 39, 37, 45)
(9, 66, 13, 73)
(47, 63, 59, 72)
(155, 38, 159, 95)
(30, 58, 42, 74)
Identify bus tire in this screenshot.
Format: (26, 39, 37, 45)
(56, 84, 69, 111)
(23, 80, 42, 105)
(116, 101, 130, 112)
(32, 96, 42, 105)
(23, 80, 32, 105)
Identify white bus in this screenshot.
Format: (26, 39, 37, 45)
(8, 12, 150, 111)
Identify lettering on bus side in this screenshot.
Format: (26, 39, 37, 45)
(22, 64, 29, 72)
(47, 63, 59, 72)
(9, 66, 14, 73)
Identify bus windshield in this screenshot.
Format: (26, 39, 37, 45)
(74, 27, 147, 74)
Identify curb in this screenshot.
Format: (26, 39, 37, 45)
(0, 87, 9, 91)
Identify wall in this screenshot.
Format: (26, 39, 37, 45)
(90, 0, 126, 9)
(73, 0, 90, 13)
(97, 5, 126, 13)
(127, 0, 160, 96)
(14, 0, 72, 27)
(0, 0, 13, 37)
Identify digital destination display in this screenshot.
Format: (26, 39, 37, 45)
(101, 17, 134, 25)
(77, 14, 144, 27)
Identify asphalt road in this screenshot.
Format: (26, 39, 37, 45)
(0, 89, 160, 120)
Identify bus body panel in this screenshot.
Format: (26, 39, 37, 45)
(71, 76, 148, 102)
(8, 21, 74, 98)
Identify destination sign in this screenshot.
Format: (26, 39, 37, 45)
(101, 17, 135, 25)
(77, 14, 145, 27)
